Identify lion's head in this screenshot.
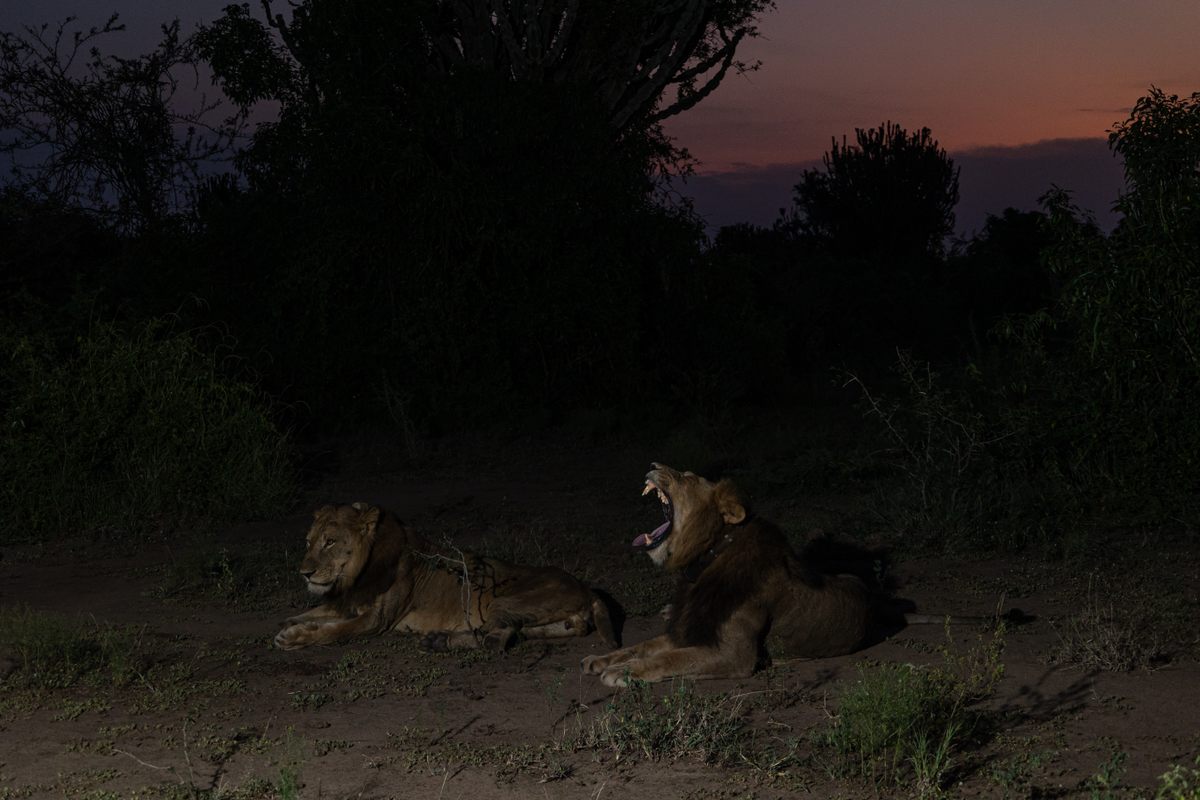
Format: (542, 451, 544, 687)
(298, 502, 381, 596)
(631, 463, 746, 571)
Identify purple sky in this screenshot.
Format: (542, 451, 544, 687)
(5, 1, 1198, 237)
(666, 1, 1200, 235)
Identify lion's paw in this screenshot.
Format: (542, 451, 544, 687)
(419, 632, 450, 653)
(274, 622, 318, 650)
(580, 654, 607, 674)
(600, 667, 631, 688)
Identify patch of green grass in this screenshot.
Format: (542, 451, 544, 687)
(289, 690, 333, 711)
(152, 542, 304, 611)
(988, 739, 1055, 798)
(379, 727, 570, 783)
(1083, 748, 1128, 800)
(290, 646, 445, 712)
(0, 606, 146, 691)
(817, 625, 1005, 796)
(312, 738, 353, 757)
(1157, 757, 1200, 800)
(576, 679, 749, 765)
(52, 697, 111, 721)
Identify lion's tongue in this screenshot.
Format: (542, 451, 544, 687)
(632, 520, 671, 549)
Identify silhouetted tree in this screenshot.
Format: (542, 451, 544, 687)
(180, 0, 775, 426)
(995, 88, 1200, 502)
(0, 16, 238, 231)
(954, 208, 1054, 335)
(787, 122, 960, 263)
(198, 0, 773, 135)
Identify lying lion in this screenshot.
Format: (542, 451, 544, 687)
(274, 503, 617, 651)
(581, 463, 874, 686)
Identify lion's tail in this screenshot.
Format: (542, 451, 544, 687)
(590, 591, 620, 648)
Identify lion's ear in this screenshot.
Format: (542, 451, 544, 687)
(714, 480, 747, 525)
(353, 503, 382, 539)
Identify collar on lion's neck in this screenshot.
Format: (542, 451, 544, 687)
(679, 523, 743, 583)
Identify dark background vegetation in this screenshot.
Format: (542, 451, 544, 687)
(1, 1, 1197, 551)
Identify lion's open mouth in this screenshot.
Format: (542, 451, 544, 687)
(631, 479, 672, 550)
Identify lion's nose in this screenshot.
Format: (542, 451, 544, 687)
(299, 567, 315, 579)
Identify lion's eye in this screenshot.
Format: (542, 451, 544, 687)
(322, 539, 335, 549)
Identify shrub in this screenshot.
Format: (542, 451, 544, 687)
(0, 320, 294, 542)
(818, 625, 1005, 795)
(847, 352, 1017, 550)
(991, 90, 1200, 512)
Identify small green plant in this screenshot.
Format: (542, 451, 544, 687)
(1157, 756, 1200, 800)
(989, 745, 1054, 797)
(1084, 748, 1128, 800)
(577, 679, 748, 765)
(818, 624, 1005, 796)
(0, 605, 146, 691)
(275, 727, 304, 800)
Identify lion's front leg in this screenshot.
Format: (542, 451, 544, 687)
(598, 643, 757, 686)
(274, 608, 384, 650)
(598, 622, 761, 686)
(281, 604, 341, 628)
(581, 634, 672, 675)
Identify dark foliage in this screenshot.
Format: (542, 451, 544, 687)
(787, 122, 960, 262)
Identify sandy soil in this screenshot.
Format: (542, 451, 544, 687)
(1, 436, 1197, 799)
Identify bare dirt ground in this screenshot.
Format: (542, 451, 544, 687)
(1, 432, 1198, 799)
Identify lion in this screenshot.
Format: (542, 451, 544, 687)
(581, 463, 875, 686)
(274, 502, 617, 651)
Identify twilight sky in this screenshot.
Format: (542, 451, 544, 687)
(4, 1, 1198, 236)
(668, 1, 1200, 235)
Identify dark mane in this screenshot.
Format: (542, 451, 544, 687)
(334, 509, 421, 612)
(669, 518, 795, 648)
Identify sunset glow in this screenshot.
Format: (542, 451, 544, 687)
(666, 0, 1200, 171)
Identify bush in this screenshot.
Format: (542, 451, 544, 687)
(848, 352, 1020, 551)
(990, 89, 1200, 512)
(817, 625, 1004, 795)
(0, 321, 294, 542)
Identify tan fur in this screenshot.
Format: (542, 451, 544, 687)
(274, 503, 617, 651)
(582, 463, 872, 685)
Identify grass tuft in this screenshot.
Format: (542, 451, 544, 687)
(577, 679, 748, 765)
(817, 624, 1005, 796)
(0, 605, 146, 691)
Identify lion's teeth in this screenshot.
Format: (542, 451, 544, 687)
(641, 482, 653, 497)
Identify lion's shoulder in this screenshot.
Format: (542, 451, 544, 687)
(668, 518, 788, 647)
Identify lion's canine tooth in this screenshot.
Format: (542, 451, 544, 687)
(642, 482, 654, 497)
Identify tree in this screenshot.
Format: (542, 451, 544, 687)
(0, 16, 239, 232)
(998, 88, 1200, 500)
(787, 122, 960, 263)
(199, 0, 774, 135)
